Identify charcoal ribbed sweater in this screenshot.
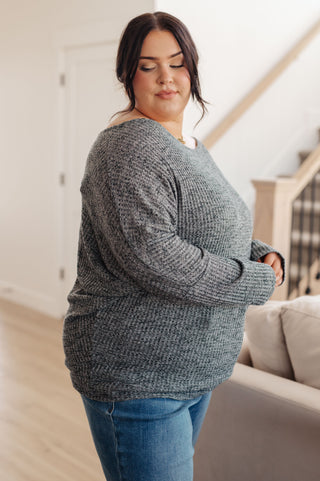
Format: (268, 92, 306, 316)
(63, 118, 278, 402)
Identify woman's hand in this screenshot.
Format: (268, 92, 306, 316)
(257, 252, 284, 287)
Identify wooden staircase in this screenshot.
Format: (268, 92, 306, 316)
(288, 138, 320, 298)
(202, 19, 320, 301)
(252, 130, 320, 300)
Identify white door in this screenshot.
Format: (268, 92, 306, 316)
(61, 42, 125, 313)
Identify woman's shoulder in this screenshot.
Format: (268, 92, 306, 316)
(91, 115, 204, 172)
(106, 111, 141, 128)
(87, 118, 169, 176)
(104, 115, 164, 136)
(98, 117, 169, 153)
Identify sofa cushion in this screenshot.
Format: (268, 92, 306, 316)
(245, 301, 294, 379)
(281, 295, 320, 389)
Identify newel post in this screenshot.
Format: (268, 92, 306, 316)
(251, 178, 296, 300)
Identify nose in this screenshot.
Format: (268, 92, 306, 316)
(158, 65, 173, 85)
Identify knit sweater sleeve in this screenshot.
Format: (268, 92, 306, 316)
(82, 129, 276, 307)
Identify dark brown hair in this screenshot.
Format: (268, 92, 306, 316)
(116, 11, 208, 122)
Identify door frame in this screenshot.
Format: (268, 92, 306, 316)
(54, 20, 122, 316)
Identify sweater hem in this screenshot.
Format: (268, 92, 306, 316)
(70, 373, 231, 403)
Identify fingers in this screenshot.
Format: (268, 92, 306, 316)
(258, 253, 284, 287)
(275, 270, 283, 287)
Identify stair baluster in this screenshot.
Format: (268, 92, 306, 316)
(296, 189, 305, 296)
(305, 177, 317, 294)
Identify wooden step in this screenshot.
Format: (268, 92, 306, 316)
(298, 126, 320, 164)
(299, 150, 312, 163)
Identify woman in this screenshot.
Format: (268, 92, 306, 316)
(63, 11, 284, 481)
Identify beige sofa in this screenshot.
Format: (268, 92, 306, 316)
(194, 295, 320, 481)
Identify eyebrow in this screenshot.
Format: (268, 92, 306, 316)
(139, 51, 183, 60)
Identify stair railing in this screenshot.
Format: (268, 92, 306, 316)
(288, 169, 320, 298)
(201, 18, 320, 300)
(252, 143, 320, 300)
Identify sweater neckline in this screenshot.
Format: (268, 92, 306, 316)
(105, 118, 200, 151)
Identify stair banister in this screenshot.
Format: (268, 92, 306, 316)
(251, 178, 296, 300)
(199, 16, 320, 300)
(292, 143, 320, 198)
(252, 144, 320, 300)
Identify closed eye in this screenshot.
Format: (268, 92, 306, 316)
(139, 66, 156, 72)
(139, 64, 184, 72)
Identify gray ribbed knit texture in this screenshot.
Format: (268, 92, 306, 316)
(63, 118, 277, 401)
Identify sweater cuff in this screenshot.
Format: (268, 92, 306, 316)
(189, 253, 276, 307)
(240, 260, 276, 305)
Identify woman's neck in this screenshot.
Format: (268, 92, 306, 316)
(132, 108, 184, 140)
(108, 108, 185, 141)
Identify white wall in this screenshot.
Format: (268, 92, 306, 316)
(0, 0, 153, 317)
(156, 0, 320, 206)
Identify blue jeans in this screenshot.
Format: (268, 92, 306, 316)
(81, 392, 212, 481)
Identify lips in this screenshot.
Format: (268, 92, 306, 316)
(156, 90, 177, 99)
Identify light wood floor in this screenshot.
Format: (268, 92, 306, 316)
(0, 299, 105, 481)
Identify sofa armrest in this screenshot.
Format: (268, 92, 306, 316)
(230, 362, 320, 413)
(194, 363, 320, 481)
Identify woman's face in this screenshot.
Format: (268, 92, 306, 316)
(132, 30, 191, 124)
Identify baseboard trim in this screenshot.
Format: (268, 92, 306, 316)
(0, 280, 61, 319)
